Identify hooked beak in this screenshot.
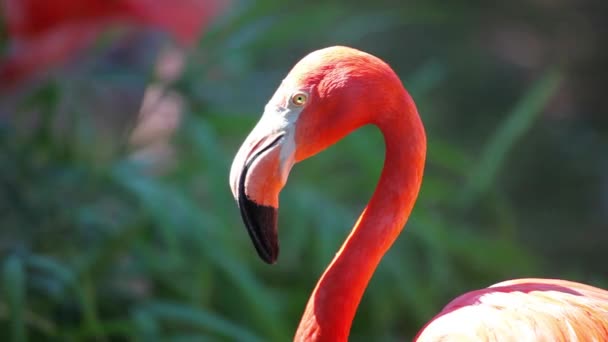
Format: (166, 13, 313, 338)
(229, 114, 296, 264)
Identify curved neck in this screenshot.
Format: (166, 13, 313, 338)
(294, 96, 426, 342)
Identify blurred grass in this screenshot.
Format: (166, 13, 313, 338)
(3, 256, 26, 342)
(460, 67, 564, 208)
(1, 0, 606, 341)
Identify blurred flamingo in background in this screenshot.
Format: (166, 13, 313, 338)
(230, 46, 608, 341)
(0, 0, 227, 87)
(0, 0, 228, 169)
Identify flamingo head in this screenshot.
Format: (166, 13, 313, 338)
(229, 46, 404, 263)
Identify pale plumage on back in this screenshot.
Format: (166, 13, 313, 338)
(416, 278, 608, 341)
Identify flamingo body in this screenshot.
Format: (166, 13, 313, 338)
(417, 278, 608, 341)
(229, 45, 608, 341)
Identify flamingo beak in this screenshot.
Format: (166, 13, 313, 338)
(229, 113, 296, 264)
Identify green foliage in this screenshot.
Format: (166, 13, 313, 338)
(3, 256, 26, 342)
(460, 68, 564, 208)
(1, 0, 606, 341)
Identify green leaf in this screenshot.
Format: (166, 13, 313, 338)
(3, 255, 26, 342)
(26, 255, 76, 290)
(141, 301, 262, 342)
(460, 67, 564, 208)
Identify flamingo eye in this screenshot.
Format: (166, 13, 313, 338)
(291, 92, 308, 106)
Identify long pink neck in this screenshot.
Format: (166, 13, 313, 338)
(294, 96, 426, 342)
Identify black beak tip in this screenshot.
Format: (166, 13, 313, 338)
(260, 246, 278, 265)
(238, 195, 279, 264)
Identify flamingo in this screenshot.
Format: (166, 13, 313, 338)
(229, 46, 608, 341)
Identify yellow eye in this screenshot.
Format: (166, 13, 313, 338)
(291, 92, 308, 106)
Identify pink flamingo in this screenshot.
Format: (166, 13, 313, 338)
(229, 46, 608, 341)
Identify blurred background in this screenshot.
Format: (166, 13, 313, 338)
(0, 0, 607, 340)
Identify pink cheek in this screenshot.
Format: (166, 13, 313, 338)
(294, 111, 323, 161)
